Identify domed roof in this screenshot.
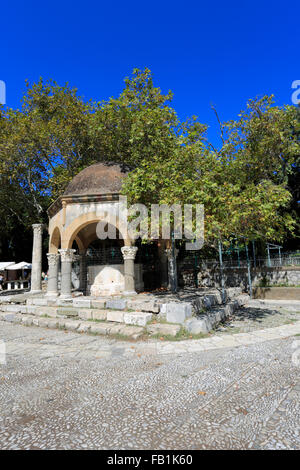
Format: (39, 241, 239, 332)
(63, 162, 129, 196)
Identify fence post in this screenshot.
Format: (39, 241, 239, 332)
(267, 244, 271, 267)
(218, 240, 226, 303)
(245, 243, 252, 298)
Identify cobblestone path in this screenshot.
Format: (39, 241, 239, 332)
(0, 321, 299, 449)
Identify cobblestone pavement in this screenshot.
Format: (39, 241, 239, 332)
(216, 306, 300, 335)
(0, 321, 300, 450)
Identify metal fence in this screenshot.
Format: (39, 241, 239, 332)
(197, 254, 300, 269)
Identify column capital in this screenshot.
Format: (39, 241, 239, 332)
(121, 246, 138, 260)
(46, 253, 60, 266)
(59, 249, 76, 263)
(32, 223, 44, 235)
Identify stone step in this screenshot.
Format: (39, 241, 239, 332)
(0, 312, 144, 339)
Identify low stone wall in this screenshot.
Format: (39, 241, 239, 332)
(253, 287, 300, 300)
(197, 266, 300, 289)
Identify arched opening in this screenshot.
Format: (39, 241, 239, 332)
(49, 227, 61, 253)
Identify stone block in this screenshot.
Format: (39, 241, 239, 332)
(185, 318, 211, 335)
(192, 297, 204, 313)
(38, 307, 59, 318)
(26, 306, 37, 315)
(90, 323, 112, 335)
(159, 303, 167, 315)
(5, 305, 22, 313)
(127, 300, 160, 313)
(47, 319, 59, 329)
(57, 319, 66, 329)
(124, 312, 152, 327)
(77, 322, 91, 333)
(107, 310, 124, 323)
(57, 308, 78, 317)
(64, 321, 80, 331)
(73, 298, 91, 309)
(106, 299, 127, 310)
(55, 298, 73, 307)
(109, 324, 126, 334)
(224, 303, 234, 316)
(147, 323, 181, 337)
(202, 296, 212, 308)
(206, 294, 218, 306)
(32, 298, 48, 306)
(92, 310, 107, 321)
(2, 313, 16, 322)
(236, 294, 250, 306)
(78, 309, 93, 320)
(38, 318, 49, 328)
(165, 302, 192, 324)
(116, 326, 143, 338)
(21, 316, 33, 326)
(91, 300, 106, 309)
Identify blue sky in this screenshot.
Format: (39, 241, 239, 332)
(1, 0, 299, 146)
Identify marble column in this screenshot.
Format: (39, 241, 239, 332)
(121, 246, 138, 295)
(46, 253, 60, 297)
(59, 249, 75, 298)
(30, 223, 43, 293)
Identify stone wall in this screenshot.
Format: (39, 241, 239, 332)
(196, 266, 300, 289)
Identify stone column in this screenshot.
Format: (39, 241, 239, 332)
(59, 249, 75, 298)
(30, 223, 43, 293)
(46, 253, 60, 297)
(121, 246, 138, 295)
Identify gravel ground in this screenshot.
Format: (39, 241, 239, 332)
(216, 306, 300, 335)
(0, 321, 300, 450)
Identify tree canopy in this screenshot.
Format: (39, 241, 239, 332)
(0, 68, 299, 259)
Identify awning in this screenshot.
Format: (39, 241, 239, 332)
(0, 262, 15, 270)
(6, 262, 32, 270)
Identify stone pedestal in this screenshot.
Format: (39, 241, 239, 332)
(30, 223, 43, 293)
(121, 246, 138, 295)
(59, 249, 75, 298)
(46, 253, 60, 297)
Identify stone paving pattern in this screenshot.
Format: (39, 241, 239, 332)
(0, 320, 300, 449)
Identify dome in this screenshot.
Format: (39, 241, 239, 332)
(63, 162, 129, 196)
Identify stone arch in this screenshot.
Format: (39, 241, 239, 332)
(49, 227, 61, 253)
(61, 212, 131, 249)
